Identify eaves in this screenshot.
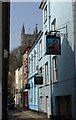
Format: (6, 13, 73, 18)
(28, 30, 43, 55)
(39, 0, 47, 10)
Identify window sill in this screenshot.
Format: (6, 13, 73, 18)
(53, 80, 58, 84)
(39, 85, 43, 88)
(39, 57, 42, 61)
(44, 18, 47, 24)
(45, 83, 49, 86)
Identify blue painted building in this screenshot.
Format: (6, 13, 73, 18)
(28, 31, 43, 111)
(28, 77, 38, 111)
(39, 0, 76, 119)
(28, 1, 76, 119)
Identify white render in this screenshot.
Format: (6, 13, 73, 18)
(15, 68, 19, 105)
(15, 68, 19, 87)
(18, 66, 23, 106)
(18, 66, 23, 90)
(39, 0, 76, 119)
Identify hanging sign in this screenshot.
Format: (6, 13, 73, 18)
(46, 34, 61, 55)
(34, 76, 43, 85)
(25, 84, 30, 89)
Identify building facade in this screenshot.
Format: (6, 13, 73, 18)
(22, 46, 31, 110)
(39, 0, 76, 119)
(21, 24, 38, 110)
(15, 66, 23, 107)
(15, 68, 19, 105)
(28, 31, 43, 111)
(18, 66, 23, 107)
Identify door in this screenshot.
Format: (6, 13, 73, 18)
(25, 91, 28, 110)
(55, 96, 72, 119)
(46, 96, 48, 114)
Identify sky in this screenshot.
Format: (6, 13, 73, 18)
(10, 2, 43, 51)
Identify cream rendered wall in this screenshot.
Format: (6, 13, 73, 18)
(15, 68, 19, 86)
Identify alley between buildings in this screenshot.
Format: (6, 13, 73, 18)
(8, 108, 50, 120)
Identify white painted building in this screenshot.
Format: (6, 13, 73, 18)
(15, 68, 19, 106)
(18, 66, 23, 107)
(15, 66, 23, 107)
(39, 0, 76, 119)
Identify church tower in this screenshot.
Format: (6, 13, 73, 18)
(21, 24, 25, 46)
(21, 23, 38, 54)
(33, 24, 38, 34)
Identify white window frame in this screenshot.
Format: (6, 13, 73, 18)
(44, 5, 47, 23)
(31, 54, 33, 73)
(53, 56, 58, 82)
(34, 50, 36, 72)
(40, 96, 43, 104)
(45, 62, 49, 84)
(51, 18, 56, 31)
(39, 40, 42, 59)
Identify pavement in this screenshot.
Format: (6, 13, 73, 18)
(16, 106, 50, 119)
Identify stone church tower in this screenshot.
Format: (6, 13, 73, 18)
(21, 24, 38, 54)
(21, 24, 26, 53)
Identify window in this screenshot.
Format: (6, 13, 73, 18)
(55, 96, 72, 118)
(34, 50, 36, 71)
(30, 82, 33, 103)
(36, 51, 38, 66)
(23, 65, 26, 74)
(40, 67, 42, 74)
(39, 40, 42, 59)
(28, 57, 30, 75)
(31, 54, 33, 73)
(45, 62, 49, 84)
(51, 18, 56, 31)
(44, 5, 47, 23)
(53, 56, 58, 82)
(40, 96, 43, 104)
(34, 86, 36, 104)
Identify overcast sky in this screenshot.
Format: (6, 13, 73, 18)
(10, 2, 43, 51)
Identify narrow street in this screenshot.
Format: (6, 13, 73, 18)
(8, 108, 32, 120)
(8, 108, 49, 120)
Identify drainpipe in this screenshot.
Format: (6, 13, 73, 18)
(38, 84, 39, 115)
(48, 0, 54, 119)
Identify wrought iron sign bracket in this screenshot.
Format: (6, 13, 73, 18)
(45, 30, 60, 37)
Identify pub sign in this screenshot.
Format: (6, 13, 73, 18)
(46, 34, 61, 55)
(34, 76, 43, 85)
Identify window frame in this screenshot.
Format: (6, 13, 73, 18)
(45, 62, 49, 84)
(44, 5, 47, 24)
(51, 18, 56, 31)
(39, 40, 42, 59)
(52, 56, 58, 83)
